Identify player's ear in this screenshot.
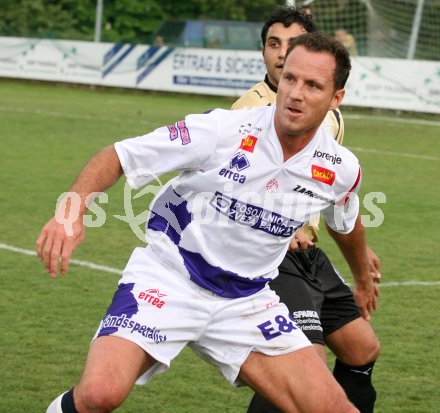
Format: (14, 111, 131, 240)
(330, 89, 345, 110)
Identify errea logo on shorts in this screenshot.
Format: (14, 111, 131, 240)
(138, 288, 167, 309)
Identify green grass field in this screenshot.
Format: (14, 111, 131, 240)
(0, 79, 439, 412)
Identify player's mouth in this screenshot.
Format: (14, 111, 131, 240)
(286, 106, 303, 116)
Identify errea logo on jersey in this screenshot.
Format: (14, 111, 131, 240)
(230, 152, 250, 171)
(138, 288, 167, 309)
(312, 165, 336, 186)
(218, 152, 249, 184)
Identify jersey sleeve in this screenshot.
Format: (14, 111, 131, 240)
(115, 110, 221, 189)
(321, 108, 345, 144)
(231, 82, 275, 110)
(321, 166, 362, 234)
(300, 109, 345, 241)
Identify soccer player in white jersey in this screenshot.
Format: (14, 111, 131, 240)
(232, 7, 380, 413)
(37, 32, 376, 413)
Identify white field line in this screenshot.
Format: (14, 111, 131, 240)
(2, 105, 440, 128)
(0, 106, 153, 126)
(343, 113, 440, 128)
(0, 243, 120, 275)
(346, 146, 440, 161)
(2, 242, 439, 288)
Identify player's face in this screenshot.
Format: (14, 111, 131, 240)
(263, 23, 307, 87)
(275, 46, 344, 148)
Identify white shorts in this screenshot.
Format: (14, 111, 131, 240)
(93, 246, 311, 386)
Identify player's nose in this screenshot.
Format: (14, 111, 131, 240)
(279, 42, 289, 59)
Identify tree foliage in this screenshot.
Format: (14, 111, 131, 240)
(160, 0, 280, 22)
(0, 0, 282, 42)
(0, 0, 95, 39)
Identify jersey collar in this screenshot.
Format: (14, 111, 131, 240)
(264, 74, 278, 94)
(268, 106, 325, 164)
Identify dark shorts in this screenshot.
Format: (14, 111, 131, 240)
(270, 246, 361, 345)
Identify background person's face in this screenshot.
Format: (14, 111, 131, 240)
(263, 22, 306, 87)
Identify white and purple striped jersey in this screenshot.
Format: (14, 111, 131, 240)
(114, 105, 361, 299)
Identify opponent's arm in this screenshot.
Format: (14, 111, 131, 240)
(325, 215, 379, 321)
(36, 145, 123, 277)
(289, 229, 314, 251)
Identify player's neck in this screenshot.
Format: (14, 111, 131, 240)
(276, 127, 318, 162)
(280, 136, 312, 161)
(264, 74, 278, 93)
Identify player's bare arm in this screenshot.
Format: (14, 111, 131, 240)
(326, 215, 378, 320)
(36, 145, 123, 277)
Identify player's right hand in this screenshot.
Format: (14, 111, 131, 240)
(289, 229, 314, 251)
(36, 215, 85, 278)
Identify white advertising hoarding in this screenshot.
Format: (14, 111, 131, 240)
(0, 37, 439, 114)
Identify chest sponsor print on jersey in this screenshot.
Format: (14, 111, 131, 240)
(210, 192, 303, 237)
(313, 149, 342, 165)
(293, 184, 334, 204)
(311, 165, 336, 186)
(240, 135, 258, 153)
